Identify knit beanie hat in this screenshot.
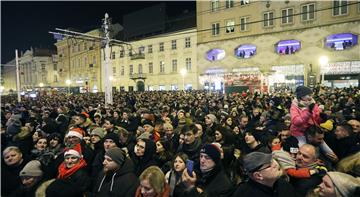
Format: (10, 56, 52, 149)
(206, 114, 218, 124)
(327, 171, 360, 197)
(295, 86, 313, 99)
(200, 144, 221, 164)
(103, 132, 121, 147)
(19, 160, 43, 177)
(66, 127, 84, 140)
(90, 127, 105, 139)
(105, 147, 125, 166)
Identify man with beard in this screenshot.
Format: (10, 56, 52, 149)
(93, 147, 139, 197)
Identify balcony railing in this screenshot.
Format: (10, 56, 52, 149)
(130, 53, 145, 60)
(130, 73, 147, 80)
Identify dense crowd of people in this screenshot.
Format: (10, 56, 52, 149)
(1, 85, 360, 197)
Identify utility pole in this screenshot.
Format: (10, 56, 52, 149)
(49, 13, 131, 106)
(103, 13, 113, 106)
(15, 49, 21, 102)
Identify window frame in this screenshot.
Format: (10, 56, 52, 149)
(333, 0, 348, 16)
(225, 0, 234, 9)
(211, 0, 219, 12)
(171, 40, 177, 50)
(185, 37, 191, 48)
(281, 8, 294, 24)
(185, 58, 192, 71)
(225, 19, 235, 33)
(172, 59, 177, 72)
(129, 65, 133, 75)
(148, 45, 153, 53)
(159, 42, 164, 52)
(160, 61, 165, 73)
(212, 22, 220, 36)
(263, 11, 274, 27)
(301, 3, 315, 21)
(240, 17, 249, 31)
(149, 62, 153, 74)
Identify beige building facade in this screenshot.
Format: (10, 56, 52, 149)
(54, 29, 102, 93)
(196, 0, 360, 91)
(105, 28, 198, 91)
(18, 48, 54, 90)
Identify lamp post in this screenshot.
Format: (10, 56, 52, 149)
(180, 68, 187, 91)
(66, 79, 71, 95)
(319, 56, 329, 86)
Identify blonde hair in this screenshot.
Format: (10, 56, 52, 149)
(163, 123, 173, 130)
(139, 166, 165, 194)
(3, 146, 22, 157)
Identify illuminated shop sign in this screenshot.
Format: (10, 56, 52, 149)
(325, 33, 358, 51)
(323, 61, 360, 75)
(275, 40, 301, 55)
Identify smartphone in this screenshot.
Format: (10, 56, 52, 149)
(186, 159, 194, 177)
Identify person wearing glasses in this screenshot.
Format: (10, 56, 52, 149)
(232, 151, 295, 197)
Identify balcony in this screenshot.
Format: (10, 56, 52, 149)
(130, 53, 145, 60)
(130, 73, 147, 80)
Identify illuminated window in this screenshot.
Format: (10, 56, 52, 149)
(234, 44, 257, 58)
(206, 49, 226, 61)
(325, 33, 358, 51)
(226, 19, 235, 33)
(275, 40, 301, 55)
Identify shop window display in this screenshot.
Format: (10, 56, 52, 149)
(206, 48, 226, 61)
(275, 40, 301, 55)
(325, 33, 358, 51)
(234, 44, 256, 58)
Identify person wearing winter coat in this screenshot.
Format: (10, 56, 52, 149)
(131, 138, 158, 176)
(93, 147, 139, 197)
(9, 160, 47, 197)
(46, 144, 91, 197)
(179, 144, 234, 197)
(317, 171, 360, 197)
(232, 152, 295, 197)
(1, 146, 30, 197)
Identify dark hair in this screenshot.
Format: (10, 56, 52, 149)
(305, 125, 324, 137)
(181, 124, 198, 135)
(104, 117, 116, 125)
(172, 152, 189, 169)
(337, 123, 354, 136)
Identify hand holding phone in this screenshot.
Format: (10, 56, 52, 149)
(186, 159, 194, 177)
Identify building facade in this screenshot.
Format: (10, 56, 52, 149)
(196, 0, 360, 91)
(54, 29, 102, 93)
(18, 48, 55, 91)
(105, 28, 198, 91)
(1, 59, 17, 95)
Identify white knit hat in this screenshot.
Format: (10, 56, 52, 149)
(64, 149, 81, 158)
(327, 171, 360, 197)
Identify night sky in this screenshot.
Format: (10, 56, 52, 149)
(1, 1, 195, 63)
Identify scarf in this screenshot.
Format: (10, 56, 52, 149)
(57, 158, 87, 179)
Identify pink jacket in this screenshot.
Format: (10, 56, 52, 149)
(290, 100, 321, 137)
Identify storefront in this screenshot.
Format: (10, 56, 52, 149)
(322, 61, 360, 88)
(268, 65, 305, 92)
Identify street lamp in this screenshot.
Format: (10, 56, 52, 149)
(180, 68, 187, 91)
(66, 79, 71, 94)
(319, 56, 329, 86)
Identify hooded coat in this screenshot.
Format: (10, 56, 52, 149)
(131, 139, 158, 176)
(93, 157, 139, 197)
